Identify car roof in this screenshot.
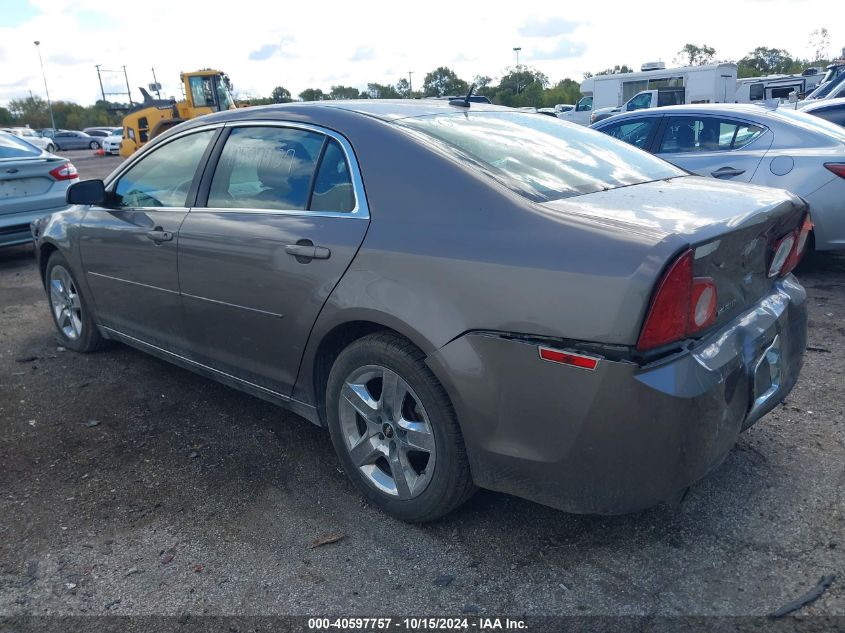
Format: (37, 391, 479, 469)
(208, 99, 512, 123)
(592, 103, 800, 126)
(801, 97, 845, 112)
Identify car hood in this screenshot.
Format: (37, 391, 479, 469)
(541, 175, 802, 246)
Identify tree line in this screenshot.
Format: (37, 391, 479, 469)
(2, 29, 839, 131)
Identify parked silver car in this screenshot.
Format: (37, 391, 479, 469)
(33, 102, 808, 521)
(2, 127, 56, 153)
(591, 104, 845, 251)
(801, 97, 845, 127)
(0, 130, 77, 247)
(52, 130, 101, 150)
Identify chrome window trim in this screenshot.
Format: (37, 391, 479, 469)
(196, 120, 369, 220)
(103, 124, 225, 189)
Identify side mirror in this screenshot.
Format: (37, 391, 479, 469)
(66, 179, 106, 205)
(788, 91, 799, 103)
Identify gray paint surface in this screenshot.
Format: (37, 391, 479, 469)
(33, 100, 809, 513)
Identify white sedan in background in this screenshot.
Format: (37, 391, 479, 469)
(102, 128, 123, 155)
(591, 104, 845, 251)
(2, 127, 56, 153)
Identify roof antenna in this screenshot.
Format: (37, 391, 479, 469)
(449, 83, 476, 108)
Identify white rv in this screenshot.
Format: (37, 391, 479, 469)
(559, 62, 738, 126)
(735, 73, 824, 103)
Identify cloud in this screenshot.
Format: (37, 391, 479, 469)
(530, 38, 587, 60)
(47, 52, 93, 66)
(349, 46, 375, 62)
(451, 53, 478, 63)
(248, 40, 297, 61)
(518, 17, 581, 38)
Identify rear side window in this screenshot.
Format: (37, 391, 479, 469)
(310, 139, 355, 213)
(658, 116, 764, 153)
(600, 118, 656, 149)
(397, 112, 682, 202)
(207, 126, 325, 210)
(0, 132, 41, 158)
(114, 130, 214, 208)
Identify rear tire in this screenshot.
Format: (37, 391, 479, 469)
(326, 332, 476, 522)
(46, 143, 55, 153)
(45, 251, 104, 353)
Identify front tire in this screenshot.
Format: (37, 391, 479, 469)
(89, 140, 100, 149)
(45, 251, 104, 353)
(326, 332, 476, 522)
(46, 143, 56, 153)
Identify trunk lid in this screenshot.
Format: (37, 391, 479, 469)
(543, 175, 807, 331)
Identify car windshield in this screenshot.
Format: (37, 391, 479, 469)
(396, 112, 683, 202)
(774, 107, 845, 143)
(0, 132, 42, 159)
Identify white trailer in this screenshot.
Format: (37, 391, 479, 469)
(558, 62, 738, 125)
(735, 73, 824, 103)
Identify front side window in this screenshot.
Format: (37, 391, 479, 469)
(658, 116, 764, 153)
(627, 93, 653, 111)
(397, 112, 683, 202)
(207, 127, 324, 210)
(114, 130, 215, 208)
(602, 118, 656, 149)
(576, 96, 592, 112)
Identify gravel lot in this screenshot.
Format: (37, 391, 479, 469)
(0, 151, 843, 617)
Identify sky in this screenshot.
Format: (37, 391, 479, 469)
(0, 0, 842, 107)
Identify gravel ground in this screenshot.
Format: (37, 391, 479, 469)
(0, 153, 843, 617)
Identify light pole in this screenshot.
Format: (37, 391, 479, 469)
(33, 41, 56, 132)
(408, 71, 414, 97)
(513, 47, 522, 95)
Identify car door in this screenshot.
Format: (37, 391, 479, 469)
(655, 115, 771, 183)
(78, 128, 219, 350)
(54, 132, 72, 150)
(177, 123, 370, 395)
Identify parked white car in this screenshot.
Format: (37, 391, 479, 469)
(2, 127, 56, 153)
(102, 129, 123, 155)
(591, 103, 845, 251)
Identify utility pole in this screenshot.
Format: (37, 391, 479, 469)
(33, 41, 56, 132)
(408, 71, 414, 97)
(513, 47, 522, 95)
(151, 67, 161, 99)
(122, 65, 133, 105)
(95, 64, 106, 102)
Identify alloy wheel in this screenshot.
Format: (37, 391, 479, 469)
(48, 265, 83, 340)
(338, 364, 436, 499)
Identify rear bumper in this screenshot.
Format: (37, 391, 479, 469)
(426, 276, 807, 514)
(1, 205, 67, 247)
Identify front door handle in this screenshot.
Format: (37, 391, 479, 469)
(285, 242, 331, 261)
(146, 228, 174, 243)
(711, 166, 746, 178)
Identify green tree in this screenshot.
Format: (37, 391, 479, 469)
(422, 66, 468, 97)
(0, 106, 12, 125)
(367, 83, 401, 99)
(594, 64, 634, 76)
(329, 85, 361, 100)
(493, 67, 549, 107)
(738, 47, 795, 76)
(270, 86, 292, 103)
(8, 96, 50, 128)
(299, 88, 326, 102)
(809, 28, 830, 63)
(395, 77, 412, 97)
(676, 43, 716, 66)
(542, 78, 582, 108)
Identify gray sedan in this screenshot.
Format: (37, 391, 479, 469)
(33, 102, 808, 521)
(590, 104, 845, 251)
(801, 97, 845, 127)
(52, 130, 101, 150)
(0, 130, 77, 247)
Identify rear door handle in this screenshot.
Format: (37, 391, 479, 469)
(146, 228, 174, 243)
(711, 166, 746, 178)
(285, 243, 331, 261)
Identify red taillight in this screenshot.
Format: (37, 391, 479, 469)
(782, 215, 814, 276)
(48, 162, 78, 181)
(824, 163, 845, 179)
(637, 249, 718, 351)
(538, 347, 599, 371)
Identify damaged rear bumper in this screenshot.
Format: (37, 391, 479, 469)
(425, 276, 807, 515)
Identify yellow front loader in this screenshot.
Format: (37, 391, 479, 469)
(120, 70, 236, 158)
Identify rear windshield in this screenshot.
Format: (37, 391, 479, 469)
(0, 132, 42, 159)
(396, 111, 683, 202)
